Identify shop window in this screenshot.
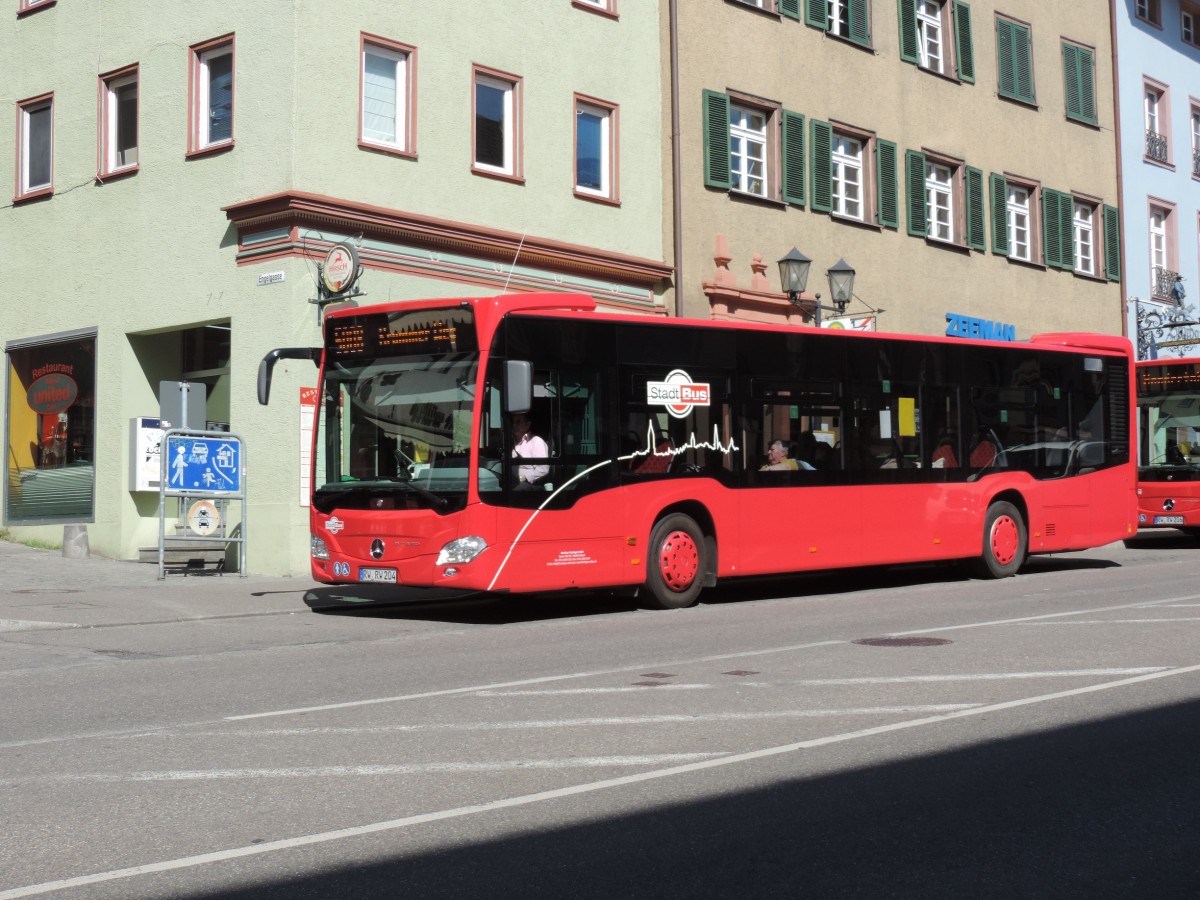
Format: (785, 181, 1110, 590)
(5, 332, 97, 523)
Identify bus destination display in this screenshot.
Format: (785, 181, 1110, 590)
(329, 310, 477, 361)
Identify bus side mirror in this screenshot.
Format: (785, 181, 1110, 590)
(258, 347, 321, 405)
(505, 360, 533, 414)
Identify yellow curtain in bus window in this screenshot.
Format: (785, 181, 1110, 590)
(899, 397, 916, 437)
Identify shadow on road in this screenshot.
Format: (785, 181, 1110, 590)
(180, 695, 1200, 899)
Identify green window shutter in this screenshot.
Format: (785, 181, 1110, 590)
(779, 0, 801, 20)
(965, 166, 985, 251)
(989, 172, 1009, 255)
(805, 0, 827, 29)
(702, 90, 732, 190)
(1104, 205, 1121, 281)
(782, 110, 806, 206)
(810, 119, 833, 213)
(1042, 189, 1063, 269)
(848, 0, 870, 46)
(1058, 192, 1075, 271)
(906, 150, 927, 237)
(997, 19, 1034, 103)
(953, 2, 975, 83)
(1062, 44, 1097, 124)
(876, 139, 899, 229)
(898, 0, 919, 64)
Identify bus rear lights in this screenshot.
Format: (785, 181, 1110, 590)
(310, 535, 330, 560)
(437, 535, 487, 565)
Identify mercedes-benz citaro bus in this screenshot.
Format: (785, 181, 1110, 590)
(1134, 357, 1200, 536)
(258, 291, 1136, 608)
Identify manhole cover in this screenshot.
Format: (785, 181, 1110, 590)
(853, 636, 952, 647)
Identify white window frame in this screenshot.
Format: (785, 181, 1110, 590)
(1185, 10, 1197, 45)
(17, 94, 53, 199)
(473, 68, 522, 179)
(1006, 184, 1032, 262)
(189, 37, 234, 154)
(729, 103, 768, 198)
(1150, 205, 1169, 274)
(100, 67, 138, 176)
(831, 134, 864, 220)
(573, 0, 616, 14)
(1145, 87, 1161, 135)
(916, 0, 945, 74)
(925, 161, 954, 243)
(574, 95, 617, 202)
(360, 37, 415, 155)
(829, 0, 852, 37)
(1073, 201, 1096, 277)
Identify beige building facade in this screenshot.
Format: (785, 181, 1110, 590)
(665, 1, 1122, 338)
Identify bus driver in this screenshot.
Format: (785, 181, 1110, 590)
(512, 412, 549, 489)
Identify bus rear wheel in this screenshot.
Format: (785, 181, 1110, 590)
(645, 513, 706, 609)
(972, 500, 1027, 578)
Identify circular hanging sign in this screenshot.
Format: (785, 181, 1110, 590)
(187, 500, 220, 537)
(321, 242, 361, 296)
(27, 373, 78, 415)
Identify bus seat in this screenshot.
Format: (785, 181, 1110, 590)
(634, 441, 674, 474)
(969, 437, 998, 467)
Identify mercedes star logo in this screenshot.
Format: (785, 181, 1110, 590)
(370, 539, 384, 560)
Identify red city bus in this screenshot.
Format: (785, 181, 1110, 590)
(259, 292, 1136, 608)
(1135, 357, 1200, 536)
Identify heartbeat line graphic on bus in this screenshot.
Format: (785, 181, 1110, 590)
(486, 426, 739, 591)
(623, 422, 740, 462)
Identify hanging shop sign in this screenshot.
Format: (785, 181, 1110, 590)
(320, 242, 361, 296)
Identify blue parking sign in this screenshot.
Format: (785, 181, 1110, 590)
(164, 435, 242, 494)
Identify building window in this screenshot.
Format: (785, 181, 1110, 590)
(99, 67, 138, 177)
(573, 0, 617, 14)
(1073, 201, 1096, 277)
(812, 121, 896, 227)
(1184, 4, 1199, 47)
(1006, 183, 1033, 262)
(730, 103, 769, 197)
(17, 0, 54, 14)
(575, 95, 617, 202)
(805, 0, 871, 48)
(906, 149, 982, 248)
(1135, 0, 1161, 27)
(996, 16, 1035, 104)
(1144, 80, 1169, 164)
(473, 67, 522, 180)
(4, 331, 97, 523)
(189, 36, 234, 154)
(1061, 42, 1097, 125)
(1191, 104, 1200, 178)
(703, 90, 807, 206)
(899, 0, 975, 82)
(831, 133, 864, 220)
(16, 93, 52, 200)
(1149, 203, 1176, 299)
(360, 36, 415, 156)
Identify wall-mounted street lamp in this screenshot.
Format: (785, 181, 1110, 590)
(777, 248, 863, 327)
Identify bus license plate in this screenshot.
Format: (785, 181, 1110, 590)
(359, 567, 397, 583)
(1154, 515, 1184, 525)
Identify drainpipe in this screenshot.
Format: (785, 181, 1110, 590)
(1109, 0, 1128, 339)
(669, 0, 683, 317)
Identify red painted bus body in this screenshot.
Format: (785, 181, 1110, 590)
(1135, 357, 1200, 535)
(261, 292, 1136, 607)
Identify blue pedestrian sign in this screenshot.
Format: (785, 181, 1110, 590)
(164, 434, 242, 494)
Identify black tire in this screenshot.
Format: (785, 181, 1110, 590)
(971, 500, 1027, 578)
(644, 513, 707, 609)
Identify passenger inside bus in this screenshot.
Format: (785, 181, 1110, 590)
(760, 439, 814, 471)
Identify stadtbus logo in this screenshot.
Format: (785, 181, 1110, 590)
(647, 369, 710, 419)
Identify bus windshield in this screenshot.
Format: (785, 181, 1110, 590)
(313, 307, 482, 513)
(1137, 360, 1200, 479)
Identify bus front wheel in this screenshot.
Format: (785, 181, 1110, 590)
(972, 500, 1027, 579)
(645, 514, 706, 609)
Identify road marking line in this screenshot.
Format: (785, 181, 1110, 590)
(6, 662, 1200, 900)
(230, 595, 1198, 721)
(0, 619, 79, 632)
(1027, 618, 1200, 624)
(476, 685, 713, 695)
(175, 705, 984, 737)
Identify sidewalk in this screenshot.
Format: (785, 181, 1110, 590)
(0, 540, 476, 631)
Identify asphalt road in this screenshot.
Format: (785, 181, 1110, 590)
(1, 532, 1199, 899)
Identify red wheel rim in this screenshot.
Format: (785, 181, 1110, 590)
(657, 530, 699, 592)
(990, 515, 1019, 566)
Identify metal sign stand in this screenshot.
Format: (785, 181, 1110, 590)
(157, 428, 247, 579)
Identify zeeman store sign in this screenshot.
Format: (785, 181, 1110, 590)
(945, 313, 1016, 342)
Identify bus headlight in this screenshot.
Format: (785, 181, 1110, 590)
(437, 536, 487, 565)
(311, 535, 330, 560)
